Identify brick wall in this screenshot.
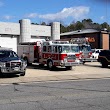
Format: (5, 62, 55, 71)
(102, 33, 109, 49)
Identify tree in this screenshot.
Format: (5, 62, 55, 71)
(60, 24, 67, 33)
(75, 21, 85, 30)
(82, 19, 93, 23)
(82, 19, 93, 29)
(40, 22, 47, 25)
(68, 23, 75, 31)
(101, 22, 109, 30)
(60, 18, 110, 33)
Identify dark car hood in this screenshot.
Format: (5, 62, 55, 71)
(0, 57, 21, 62)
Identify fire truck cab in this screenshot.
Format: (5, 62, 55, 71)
(70, 38, 96, 64)
(17, 39, 81, 70)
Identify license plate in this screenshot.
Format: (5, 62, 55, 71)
(68, 60, 74, 62)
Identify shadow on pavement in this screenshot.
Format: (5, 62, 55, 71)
(0, 73, 20, 78)
(27, 65, 73, 71)
(83, 62, 110, 69)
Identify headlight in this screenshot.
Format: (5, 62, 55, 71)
(22, 61, 27, 67)
(0, 62, 6, 67)
(75, 59, 80, 63)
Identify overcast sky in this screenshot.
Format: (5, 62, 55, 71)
(0, 0, 110, 25)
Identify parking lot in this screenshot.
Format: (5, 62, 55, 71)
(0, 62, 110, 85)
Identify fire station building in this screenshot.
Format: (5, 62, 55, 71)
(60, 29, 110, 49)
(0, 19, 60, 52)
(0, 19, 109, 52)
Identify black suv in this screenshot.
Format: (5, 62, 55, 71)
(97, 50, 110, 68)
(0, 48, 27, 76)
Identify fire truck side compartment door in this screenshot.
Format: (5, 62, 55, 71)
(29, 45, 34, 63)
(17, 45, 23, 58)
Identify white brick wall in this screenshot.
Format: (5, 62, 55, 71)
(0, 22, 20, 35)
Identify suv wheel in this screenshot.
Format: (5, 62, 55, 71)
(0, 69, 3, 77)
(20, 71, 26, 76)
(101, 61, 108, 68)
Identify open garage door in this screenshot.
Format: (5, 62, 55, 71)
(0, 37, 17, 52)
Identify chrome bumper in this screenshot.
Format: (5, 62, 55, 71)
(0, 66, 26, 74)
(81, 58, 97, 62)
(60, 60, 82, 67)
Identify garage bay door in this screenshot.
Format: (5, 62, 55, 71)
(0, 37, 17, 52)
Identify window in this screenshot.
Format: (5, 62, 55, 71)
(62, 46, 70, 53)
(43, 46, 46, 52)
(0, 50, 18, 58)
(58, 46, 62, 53)
(53, 46, 57, 53)
(81, 45, 91, 51)
(71, 46, 79, 52)
(12, 51, 18, 57)
(48, 46, 52, 52)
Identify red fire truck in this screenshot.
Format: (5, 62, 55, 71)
(70, 38, 96, 64)
(17, 39, 81, 70)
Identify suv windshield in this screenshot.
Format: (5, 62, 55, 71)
(0, 50, 18, 58)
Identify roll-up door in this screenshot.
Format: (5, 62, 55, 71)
(0, 37, 17, 52)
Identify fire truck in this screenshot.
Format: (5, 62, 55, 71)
(70, 38, 96, 64)
(17, 39, 81, 70)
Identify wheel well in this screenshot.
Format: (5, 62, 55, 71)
(23, 56, 28, 60)
(47, 59, 54, 67)
(47, 59, 53, 63)
(23, 57, 29, 63)
(101, 58, 108, 63)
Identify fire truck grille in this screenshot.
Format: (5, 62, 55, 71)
(67, 55, 76, 60)
(83, 53, 89, 58)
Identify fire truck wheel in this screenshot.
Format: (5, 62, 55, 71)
(66, 66, 72, 70)
(47, 60, 53, 70)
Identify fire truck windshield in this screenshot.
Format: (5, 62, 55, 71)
(62, 46, 71, 53)
(71, 46, 79, 52)
(58, 45, 79, 53)
(80, 45, 91, 51)
(58, 46, 70, 53)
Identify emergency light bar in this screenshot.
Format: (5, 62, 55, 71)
(70, 38, 89, 44)
(52, 41, 69, 44)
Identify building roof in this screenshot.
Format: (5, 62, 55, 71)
(60, 29, 100, 36)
